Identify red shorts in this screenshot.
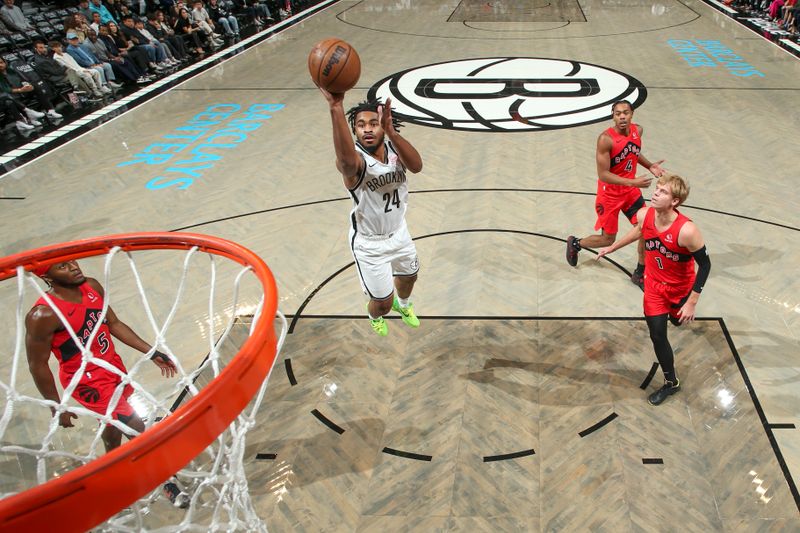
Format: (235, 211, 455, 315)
(62, 366, 135, 421)
(643, 276, 694, 318)
(594, 187, 644, 235)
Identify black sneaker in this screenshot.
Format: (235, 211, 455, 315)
(648, 379, 681, 406)
(566, 236, 580, 267)
(631, 266, 644, 291)
(163, 481, 190, 509)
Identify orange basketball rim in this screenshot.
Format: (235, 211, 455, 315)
(0, 232, 279, 533)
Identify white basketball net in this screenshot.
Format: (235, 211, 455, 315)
(0, 245, 285, 532)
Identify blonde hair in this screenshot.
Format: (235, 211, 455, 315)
(657, 173, 690, 206)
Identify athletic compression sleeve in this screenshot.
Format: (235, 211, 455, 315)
(692, 246, 710, 293)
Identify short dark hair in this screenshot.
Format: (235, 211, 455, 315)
(611, 100, 633, 113)
(346, 98, 403, 134)
(121, 14, 133, 21)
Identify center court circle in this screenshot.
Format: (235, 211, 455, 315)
(367, 57, 647, 132)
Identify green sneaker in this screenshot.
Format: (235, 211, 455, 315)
(392, 297, 420, 328)
(367, 303, 388, 336)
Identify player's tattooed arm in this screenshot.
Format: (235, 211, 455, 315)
(25, 306, 78, 427)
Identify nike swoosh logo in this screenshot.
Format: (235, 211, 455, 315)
(67, 309, 75, 316)
(368, 162, 377, 167)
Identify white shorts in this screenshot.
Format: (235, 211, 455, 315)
(349, 222, 419, 300)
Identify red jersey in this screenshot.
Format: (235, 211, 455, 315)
(642, 208, 696, 286)
(33, 282, 126, 388)
(602, 124, 641, 197)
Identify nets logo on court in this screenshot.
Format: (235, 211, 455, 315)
(367, 57, 647, 132)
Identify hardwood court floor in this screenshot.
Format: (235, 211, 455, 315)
(0, 0, 798, 530)
(246, 317, 796, 531)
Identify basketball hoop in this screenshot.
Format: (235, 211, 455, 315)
(0, 232, 282, 532)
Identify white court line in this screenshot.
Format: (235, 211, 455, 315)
(706, 0, 738, 15)
(0, 0, 339, 179)
(780, 39, 800, 53)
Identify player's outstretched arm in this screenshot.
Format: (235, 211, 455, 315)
(676, 222, 710, 324)
(380, 97, 422, 173)
(596, 133, 650, 187)
(318, 86, 362, 188)
(25, 306, 77, 428)
(87, 278, 177, 378)
(596, 206, 647, 260)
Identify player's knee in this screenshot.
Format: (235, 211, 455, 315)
(102, 426, 123, 449)
(119, 412, 145, 433)
(648, 328, 666, 345)
(645, 315, 669, 344)
(398, 274, 417, 286)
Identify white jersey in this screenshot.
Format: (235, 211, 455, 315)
(347, 140, 409, 237)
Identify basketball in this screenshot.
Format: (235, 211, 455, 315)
(308, 38, 361, 93)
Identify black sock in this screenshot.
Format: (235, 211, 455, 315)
(634, 263, 645, 274)
(574, 238, 582, 250)
(645, 314, 678, 385)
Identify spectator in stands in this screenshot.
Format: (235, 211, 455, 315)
(173, 6, 208, 55)
(768, 0, 784, 20)
(159, 0, 177, 17)
(116, 2, 133, 21)
(64, 14, 87, 42)
(129, 0, 147, 17)
(106, 20, 152, 74)
(98, 24, 153, 80)
(206, 0, 238, 38)
(134, 18, 178, 66)
(78, 0, 94, 23)
(119, 14, 170, 68)
(89, 10, 102, 33)
(278, 0, 291, 20)
(0, 91, 39, 133)
(0, 0, 33, 32)
(0, 59, 44, 134)
(32, 40, 99, 100)
(89, 0, 117, 25)
(0, 57, 63, 122)
(76, 13, 94, 39)
(85, 26, 149, 83)
(49, 40, 112, 98)
(232, 0, 272, 27)
(66, 32, 122, 88)
(190, 1, 224, 47)
(0, 17, 10, 35)
(147, 10, 188, 62)
(781, 0, 798, 30)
